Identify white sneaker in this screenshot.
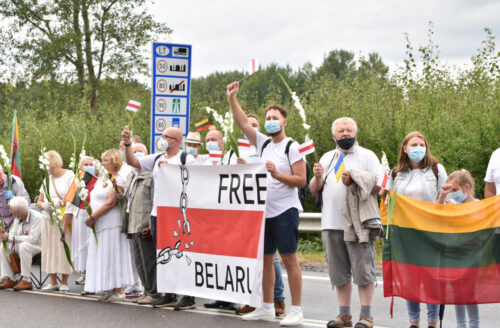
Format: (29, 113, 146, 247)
(242, 306, 275, 321)
(41, 284, 59, 292)
(280, 309, 303, 326)
(75, 274, 85, 285)
(59, 284, 70, 292)
(108, 292, 125, 302)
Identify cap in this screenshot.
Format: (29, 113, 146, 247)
(186, 132, 202, 144)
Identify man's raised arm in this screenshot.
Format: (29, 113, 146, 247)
(227, 82, 257, 146)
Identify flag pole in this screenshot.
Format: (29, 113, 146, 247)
(9, 109, 16, 166)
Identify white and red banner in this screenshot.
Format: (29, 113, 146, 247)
(156, 163, 267, 306)
(126, 100, 141, 112)
(299, 139, 315, 156)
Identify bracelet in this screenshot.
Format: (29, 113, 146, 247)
(124, 142, 132, 147)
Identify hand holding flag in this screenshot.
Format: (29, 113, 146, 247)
(125, 100, 141, 133)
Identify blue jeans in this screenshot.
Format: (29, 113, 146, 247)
(274, 253, 284, 301)
(406, 301, 439, 323)
(455, 304, 479, 328)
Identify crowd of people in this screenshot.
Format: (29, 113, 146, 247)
(0, 80, 497, 328)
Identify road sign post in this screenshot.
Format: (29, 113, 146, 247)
(151, 43, 192, 153)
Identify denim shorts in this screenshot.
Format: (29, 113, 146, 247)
(264, 207, 299, 255)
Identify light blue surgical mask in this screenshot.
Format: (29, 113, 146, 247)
(206, 141, 220, 152)
(264, 120, 281, 134)
(134, 152, 144, 158)
(447, 190, 468, 204)
(185, 146, 198, 156)
(408, 146, 426, 163)
(119, 150, 125, 159)
(83, 166, 95, 175)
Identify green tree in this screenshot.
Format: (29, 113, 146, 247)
(316, 49, 356, 80)
(0, 0, 170, 112)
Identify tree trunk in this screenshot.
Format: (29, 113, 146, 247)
(81, 0, 98, 112)
(72, 0, 85, 93)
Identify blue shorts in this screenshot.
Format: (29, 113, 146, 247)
(264, 208, 299, 255)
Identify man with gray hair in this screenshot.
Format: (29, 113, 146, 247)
(0, 196, 42, 290)
(310, 117, 382, 328)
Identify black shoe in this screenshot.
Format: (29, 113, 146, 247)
(204, 300, 238, 311)
(174, 296, 196, 310)
(152, 294, 177, 308)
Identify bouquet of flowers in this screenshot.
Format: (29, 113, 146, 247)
(79, 186, 98, 244)
(0, 145, 13, 190)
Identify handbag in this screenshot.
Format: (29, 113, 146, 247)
(314, 151, 337, 209)
(9, 252, 20, 275)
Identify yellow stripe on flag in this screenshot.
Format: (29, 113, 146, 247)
(381, 191, 500, 233)
(195, 118, 209, 127)
(335, 161, 345, 182)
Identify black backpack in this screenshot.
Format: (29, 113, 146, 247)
(261, 139, 311, 208)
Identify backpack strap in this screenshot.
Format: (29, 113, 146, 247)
(260, 139, 272, 158)
(284, 139, 295, 167)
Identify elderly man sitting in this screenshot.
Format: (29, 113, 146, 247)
(0, 197, 42, 291)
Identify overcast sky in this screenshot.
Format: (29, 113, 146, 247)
(150, 0, 499, 78)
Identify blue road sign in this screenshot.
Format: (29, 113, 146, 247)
(151, 43, 192, 153)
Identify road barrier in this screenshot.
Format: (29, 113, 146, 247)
(299, 212, 321, 233)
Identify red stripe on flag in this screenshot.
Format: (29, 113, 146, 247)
(299, 143, 315, 154)
(380, 172, 388, 189)
(157, 207, 264, 259)
(252, 59, 255, 74)
(197, 124, 210, 132)
(127, 102, 140, 110)
(238, 142, 250, 148)
(383, 260, 500, 304)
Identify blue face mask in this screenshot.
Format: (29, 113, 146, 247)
(134, 152, 144, 158)
(264, 120, 281, 134)
(83, 166, 95, 175)
(185, 146, 198, 156)
(119, 150, 125, 159)
(408, 146, 426, 163)
(206, 141, 220, 152)
(447, 190, 468, 204)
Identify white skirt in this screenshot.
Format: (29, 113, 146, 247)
(84, 226, 134, 293)
(71, 209, 90, 272)
(41, 213, 73, 275)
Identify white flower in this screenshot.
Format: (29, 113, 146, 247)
(78, 180, 86, 189)
(0, 145, 10, 170)
(79, 188, 88, 200)
(381, 151, 391, 176)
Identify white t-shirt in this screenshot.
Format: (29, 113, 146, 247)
(320, 144, 382, 230)
(485, 148, 500, 195)
(139, 151, 195, 216)
(256, 132, 304, 218)
(404, 169, 425, 201)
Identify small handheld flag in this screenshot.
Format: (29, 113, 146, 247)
(334, 152, 346, 183)
(377, 168, 389, 190)
(237, 139, 250, 148)
(299, 139, 315, 156)
(126, 100, 141, 112)
(249, 58, 258, 74)
(209, 150, 222, 163)
(195, 119, 210, 132)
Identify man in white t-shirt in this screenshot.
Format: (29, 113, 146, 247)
(227, 81, 306, 326)
(309, 117, 381, 328)
(122, 126, 195, 310)
(485, 148, 500, 198)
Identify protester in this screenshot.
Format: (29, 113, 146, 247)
(388, 131, 447, 328)
(122, 126, 196, 309)
(227, 81, 306, 326)
(36, 150, 76, 292)
(0, 197, 42, 290)
(185, 132, 207, 165)
(309, 117, 382, 328)
(234, 113, 286, 317)
(484, 148, 500, 198)
(72, 156, 95, 287)
(84, 149, 134, 302)
(0, 165, 30, 229)
(437, 169, 479, 328)
(119, 143, 160, 305)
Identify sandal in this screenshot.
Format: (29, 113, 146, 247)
(327, 314, 353, 328)
(354, 317, 373, 328)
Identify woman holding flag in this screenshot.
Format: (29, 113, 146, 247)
(388, 131, 447, 328)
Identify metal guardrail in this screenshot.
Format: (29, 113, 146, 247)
(299, 212, 321, 233)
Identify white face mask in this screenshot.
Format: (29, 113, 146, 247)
(157, 138, 169, 152)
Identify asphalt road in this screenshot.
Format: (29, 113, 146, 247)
(0, 269, 496, 328)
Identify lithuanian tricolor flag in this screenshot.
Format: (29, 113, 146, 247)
(64, 169, 97, 209)
(381, 191, 500, 305)
(195, 118, 210, 132)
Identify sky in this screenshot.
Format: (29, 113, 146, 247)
(150, 0, 500, 78)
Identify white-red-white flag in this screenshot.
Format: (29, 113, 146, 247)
(249, 58, 258, 74)
(299, 139, 315, 156)
(237, 139, 250, 151)
(126, 100, 141, 112)
(209, 150, 222, 163)
(377, 167, 389, 190)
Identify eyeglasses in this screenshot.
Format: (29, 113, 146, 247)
(162, 135, 177, 140)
